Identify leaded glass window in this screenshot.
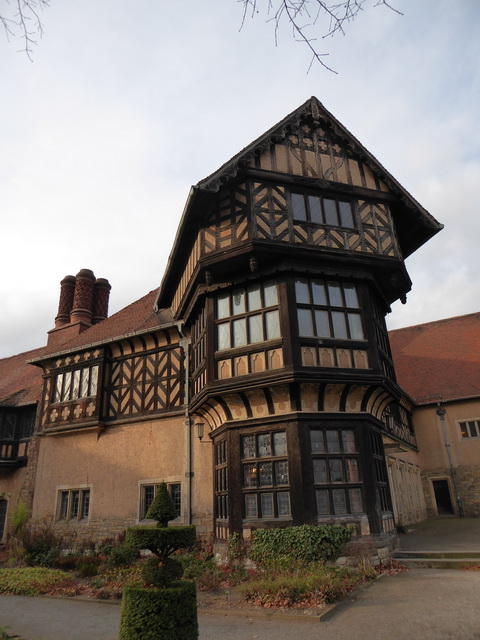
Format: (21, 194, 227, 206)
(52, 366, 100, 403)
(310, 428, 363, 516)
(241, 431, 290, 519)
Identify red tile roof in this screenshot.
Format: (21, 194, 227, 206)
(389, 312, 480, 405)
(1, 290, 173, 404)
(33, 289, 174, 361)
(0, 346, 46, 406)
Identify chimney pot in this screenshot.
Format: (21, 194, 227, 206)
(92, 278, 112, 324)
(70, 269, 96, 325)
(54, 275, 76, 328)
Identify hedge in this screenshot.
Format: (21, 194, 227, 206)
(125, 526, 196, 556)
(119, 582, 198, 640)
(250, 524, 352, 566)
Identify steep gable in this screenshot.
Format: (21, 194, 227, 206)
(156, 96, 442, 314)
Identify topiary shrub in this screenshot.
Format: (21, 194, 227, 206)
(119, 482, 198, 640)
(120, 582, 197, 640)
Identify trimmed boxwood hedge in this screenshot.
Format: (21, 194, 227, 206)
(125, 525, 196, 557)
(119, 581, 198, 640)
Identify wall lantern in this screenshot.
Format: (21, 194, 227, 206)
(196, 422, 205, 441)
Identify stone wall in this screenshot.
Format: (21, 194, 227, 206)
(421, 466, 480, 518)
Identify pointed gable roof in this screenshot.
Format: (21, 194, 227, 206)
(389, 312, 480, 405)
(155, 96, 442, 311)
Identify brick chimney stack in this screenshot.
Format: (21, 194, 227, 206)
(47, 269, 111, 348)
(54, 275, 76, 328)
(92, 278, 112, 325)
(70, 268, 96, 325)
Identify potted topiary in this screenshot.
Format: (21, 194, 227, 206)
(119, 482, 198, 640)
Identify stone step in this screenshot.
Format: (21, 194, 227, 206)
(395, 557, 480, 569)
(395, 550, 480, 560)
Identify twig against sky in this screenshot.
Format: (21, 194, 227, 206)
(239, 0, 402, 72)
(1, 0, 50, 60)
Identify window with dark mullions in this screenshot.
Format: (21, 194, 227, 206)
(311, 429, 363, 517)
(241, 431, 291, 519)
(291, 193, 355, 229)
(216, 281, 281, 351)
(295, 278, 365, 341)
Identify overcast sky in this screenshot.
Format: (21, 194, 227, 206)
(1, 0, 479, 358)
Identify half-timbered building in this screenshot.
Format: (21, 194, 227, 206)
(0, 97, 444, 551)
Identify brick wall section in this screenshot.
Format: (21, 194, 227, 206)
(421, 466, 480, 518)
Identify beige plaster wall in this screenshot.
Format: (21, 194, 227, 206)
(31, 415, 214, 543)
(412, 400, 480, 518)
(413, 400, 480, 470)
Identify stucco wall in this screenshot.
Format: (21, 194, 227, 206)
(412, 400, 480, 517)
(31, 415, 214, 543)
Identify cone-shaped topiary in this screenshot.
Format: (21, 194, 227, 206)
(146, 481, 178, 527)
(120, 482, 198, 639)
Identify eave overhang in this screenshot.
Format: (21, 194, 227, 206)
(155, 96, 443, 312)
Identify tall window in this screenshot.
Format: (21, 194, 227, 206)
(215, 439, 228, 520)
(295, 278, 364, 340)
(291, 193, 355, 229)
(57, 488, 90, 521)
(311, 428, 363, 516)
(53, 366, 99, 403)
(241, 431, 290, 519)
(371, 431, 391, 512)
(216, 281, 281, 351)
(140, 483, 182, 520)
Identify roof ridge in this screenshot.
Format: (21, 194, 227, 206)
(0, 345, 47, 365)
(389, 311, 480, 334)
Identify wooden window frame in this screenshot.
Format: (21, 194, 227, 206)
(310, 428, 364, 517)
(291, 192, 356, 229)
(215, 280, 281, 353)
(241, 430, 291, 520)
(295, 277, 366, 343)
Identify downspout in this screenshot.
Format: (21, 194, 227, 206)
(436, 404, 465, 517)
(178, 323, 193, 525)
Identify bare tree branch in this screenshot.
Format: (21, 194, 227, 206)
(239, 0, 402, 72)
(1, 0, 50, 60)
